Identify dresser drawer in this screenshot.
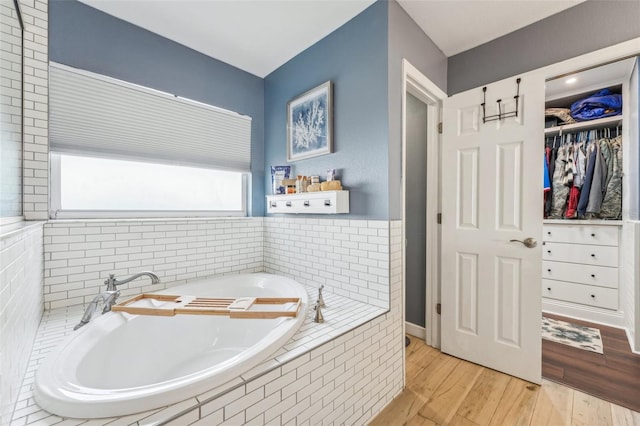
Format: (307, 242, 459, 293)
(543, 225, 619, 246)
(542, 261, 618, 289)
(542, 242, 618, 267)
(542, 279, 618, 310)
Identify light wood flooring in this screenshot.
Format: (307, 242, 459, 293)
(370, 337, 640, 426)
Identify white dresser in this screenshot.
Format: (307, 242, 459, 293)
(542, 222, 621, 312)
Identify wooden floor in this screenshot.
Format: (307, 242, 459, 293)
(542, 313, 640, 413)
(370, 337, 640, 426)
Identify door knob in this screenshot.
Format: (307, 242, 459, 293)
(509, 237, 537, 248)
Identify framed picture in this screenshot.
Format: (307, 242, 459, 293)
(287, 81, 333, 162)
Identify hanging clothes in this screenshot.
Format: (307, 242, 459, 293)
(544, 153, 551, 193)
(573, 143, 587, 188)
(577, 143, 597, 218)
(550, 144, 571, 218)
(565, 186, 581, 218)
(586, 143, 608, 215)
(600, 135, 623, 219)
(561, 144, 576, 186)
(599, 136, 613, 192)
(544, 144, 557, 217)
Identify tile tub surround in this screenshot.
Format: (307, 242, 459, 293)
(264, 218, 390, 309)
(0, 223, 45, 426)
(19, 218, 402, 424)
(11, 285, 390, 425)
(44, 218, 391, 311)
(43, 218, 264, 310)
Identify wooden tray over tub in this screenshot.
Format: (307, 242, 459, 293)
(111, 294, 302, 319)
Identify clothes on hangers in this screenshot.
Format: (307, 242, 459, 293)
(544, 142, 557, 217)
(600, 135, 623, 219)
(586, 143, 607, 215)
(550, 144, 571, 218)
(544, 126, 622, 220)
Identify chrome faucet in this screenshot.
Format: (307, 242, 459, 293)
(73, 271, 160, 330)
(318, 285, 325, 308)
(313, 300, 324, 323)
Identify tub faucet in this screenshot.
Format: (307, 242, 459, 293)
(73, 271, 160, 330)
(318, 285, 325, 308)
(313, 300, 324, 323)
(74, 291, 119, 330)
(105, 271, 160, 292)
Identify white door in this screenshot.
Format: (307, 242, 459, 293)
(441, 75, 544, 384)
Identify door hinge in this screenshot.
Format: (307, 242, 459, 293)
(437, 213, 442, 224)
(438, 122, 443, 134)
(436, 303, 441, 315)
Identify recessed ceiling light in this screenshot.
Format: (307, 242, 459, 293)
(566, 77, 577, 84)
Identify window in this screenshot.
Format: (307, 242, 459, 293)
(48, 63, 252, 218)
(50, 154, 245, 217)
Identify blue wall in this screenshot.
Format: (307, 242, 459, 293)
(264, 1, 389, 219)
(448, 0, 640, 94)
(49, 0, 266, 215)
(387, 0, 447, 221)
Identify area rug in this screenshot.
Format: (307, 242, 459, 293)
(542, 317, 604, 354)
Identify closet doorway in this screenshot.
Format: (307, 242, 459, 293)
(401, 60, 444, 356)
(541, 57, 640, 412)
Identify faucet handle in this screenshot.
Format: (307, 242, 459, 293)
(318, 285, 325, 308)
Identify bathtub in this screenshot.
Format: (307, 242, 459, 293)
(34, 273, 308, 419)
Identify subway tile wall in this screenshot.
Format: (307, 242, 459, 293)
(264, 218, 390, 308)
(168, 220, 403, 425)
(42, 219, 264, 310)
(21, 0, 49, 220)
(0, 224, 44, 426)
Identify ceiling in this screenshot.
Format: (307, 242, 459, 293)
(78, 0, 585, 78)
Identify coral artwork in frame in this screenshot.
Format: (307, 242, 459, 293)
(287, 81, 333, 161)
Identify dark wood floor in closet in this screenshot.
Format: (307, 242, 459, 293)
(542, 312, 640, 413)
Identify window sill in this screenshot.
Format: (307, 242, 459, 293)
(50, 211, 247, 220)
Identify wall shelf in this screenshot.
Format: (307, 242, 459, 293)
(544, 115, 622, 136)
(266, 190, 349, 214)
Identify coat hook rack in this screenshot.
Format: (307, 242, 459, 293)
(481, 78, 521, 123)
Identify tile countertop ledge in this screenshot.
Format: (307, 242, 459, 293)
(10, 284, 387, 426)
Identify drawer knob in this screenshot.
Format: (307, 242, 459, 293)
(591, 233, 596, 237)
(591, 294, 596, 298)
(270, 201, 277, 208)
(547, 269, 551, 272)
(547, 231, 551, 235)
(286, 201, 292, 207)
(591, 254, 596, 257)
(324, 200, 331, 206)
(547, 250, 551, 254)
(547, 287, 551, 291)
(303, 201, 310, 207)
(591, 274, 596, 278)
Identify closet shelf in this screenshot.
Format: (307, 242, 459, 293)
(544, 115, 622, 136)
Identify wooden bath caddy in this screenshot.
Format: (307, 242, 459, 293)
(111, 294, 302, 319)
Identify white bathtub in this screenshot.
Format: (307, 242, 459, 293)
(34, 273, 308, 419)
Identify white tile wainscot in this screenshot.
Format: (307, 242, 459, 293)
(264, 218, 390, 309)
(10, 284, 391, 425)
(43, 218, 264, 310)
(12, 219, 403, 425)
(0, 223, 44, 426)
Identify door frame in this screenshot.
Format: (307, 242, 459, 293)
(401, 59, 446, 348)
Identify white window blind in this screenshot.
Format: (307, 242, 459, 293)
(49, 62, 252, 171)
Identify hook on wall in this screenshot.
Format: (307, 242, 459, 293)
(481, 78, 521, 123)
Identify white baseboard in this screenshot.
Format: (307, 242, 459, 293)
(405, 321, 426, 340)
(542, 299, 625, 328)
